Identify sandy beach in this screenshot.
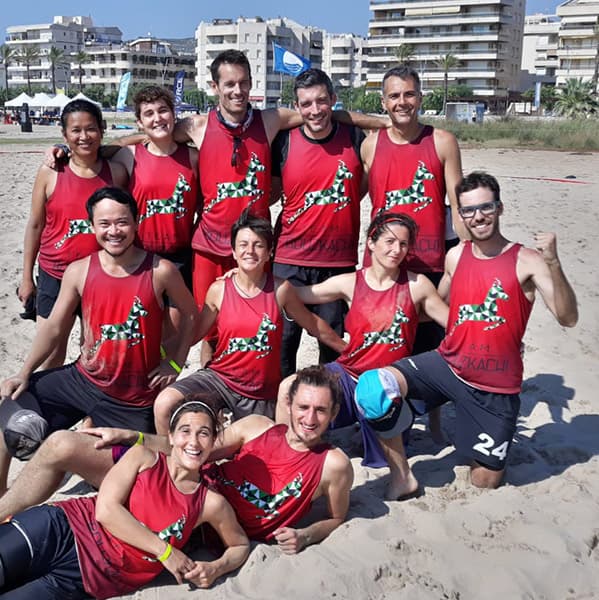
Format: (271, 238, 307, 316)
(0, 123, 597, 599)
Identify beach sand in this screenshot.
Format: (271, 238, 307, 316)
(0, 124, 598, 599)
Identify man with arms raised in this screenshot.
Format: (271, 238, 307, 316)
(0, 187, 197, 496)
(271, 68, 366, 376)
(0, 366, 353, 555)
(353, 172, 578, 497)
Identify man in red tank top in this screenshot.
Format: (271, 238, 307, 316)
(0, 188, 198, 496)
(354, 172, 578, 498)
(0, 366, 353, 555)
(361, 66, 465, 441)
(271, 68, 366, 377)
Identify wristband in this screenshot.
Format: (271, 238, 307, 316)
(156, 542, 172, 563)
(135, 431, 144, 446)
(160, 345, 167, 359)
(168, 359, 182, 374)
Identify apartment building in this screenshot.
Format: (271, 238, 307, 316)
(77, 37, 196, 95)
(556, 0, 599, 89)
(322, 33, 367, 89)
(366, 0, 526, 103)
(195, 16, 323, 108)
(5, 16, 92, 91)
(520, 14, 560, 91)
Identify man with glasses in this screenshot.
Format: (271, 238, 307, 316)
(352, 171, 578, 498)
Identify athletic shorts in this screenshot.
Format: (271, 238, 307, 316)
(17, 363, 155, 434)
(1, 505, 85, 599)
(36, 268, 81, 320)
(169, 368, 275, 421)
(160, 249, 193, 303)
(412, 271, 445, 355)
(393, 351, 520, 470)
(191, 250, 237, 310)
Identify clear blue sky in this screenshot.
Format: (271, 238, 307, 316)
(1, 1, 564, 42)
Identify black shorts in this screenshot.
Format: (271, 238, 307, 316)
(412, 271, 445, 354)
(169, 368, 275, 421)
(36, 268, 81, 320)
(19, 363, 155, 434)
(394, 351, 520, 470)
(159, 249, 193, 303)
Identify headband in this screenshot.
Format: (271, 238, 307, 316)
(169, 401, 217, 429)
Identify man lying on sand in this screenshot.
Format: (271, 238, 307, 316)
(0, 365, 353, 555)
(353, 171, 578, 496)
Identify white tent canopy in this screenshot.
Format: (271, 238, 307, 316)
(71, 92, 102, 107)
(45, 94, 73, 109)
(4, 92, 34, 107)
(29, 92, 54, 108)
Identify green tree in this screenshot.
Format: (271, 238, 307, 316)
(16, 46, 40, 96)
(48, 46, 65, 94)
(73, 50, 91, 92)
(184, 88, 207, 111)
(436, 53, 459, 115)
(280, 78, 294, 107)
(422, 88, 444, 113)
(0, 44, 16, 101)
(362, 91, 383, 114)
(394, 43, 415, 66)
(554, 78, 598, 118)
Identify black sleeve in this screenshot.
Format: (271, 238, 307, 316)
(271, 129, 290, 177)
(350, 126, 366, 163)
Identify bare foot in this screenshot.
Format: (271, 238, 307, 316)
(385, 470, 420, 501)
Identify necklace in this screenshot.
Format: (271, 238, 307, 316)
(233, 274, 265, 298)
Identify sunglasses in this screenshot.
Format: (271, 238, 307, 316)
(231, 136, 241, 167)
(458, 200, 500, 219)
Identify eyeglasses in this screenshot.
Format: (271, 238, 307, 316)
(231, 136, 241, 167)
(458, 200, 499, 219)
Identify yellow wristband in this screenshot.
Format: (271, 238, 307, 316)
(168, 359, 182, 374)
(160, 345, 167, 359)
(135, 431, 144, 446)
(157, 542, 172, 563)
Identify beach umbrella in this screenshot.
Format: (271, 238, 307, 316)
(4, 91, 34, 107)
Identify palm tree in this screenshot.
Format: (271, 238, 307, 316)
(394, 43, 415, 66)
(47, 46, 65, 94)
(73, 50, 91, 91)
(16, 46, 40, 95)
(0, 44, 16, 101)
(554, 78, 598, 118)
(435, 53, 459, 115)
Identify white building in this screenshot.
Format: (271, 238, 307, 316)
(76, 37, 196, 96)
(521, 13, 560, 89)
(195, 16, 323, 108)
(366, 0, 526, 105)
(322, 33, 367, 89)
(556, 0, 599, 89)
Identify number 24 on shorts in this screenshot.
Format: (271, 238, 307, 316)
(472, 433, 509, 462)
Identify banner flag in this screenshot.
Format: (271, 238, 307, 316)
(272, 43, 311, 76)
(173, 70, 186, 114)
(116, 72, 131, 112)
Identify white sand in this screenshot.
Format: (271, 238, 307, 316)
(0, 124, 598, 599)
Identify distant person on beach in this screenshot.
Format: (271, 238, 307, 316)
(0, 398, 249, 598)
(360, 65, 465, 441)
(19, 99, 128, 368)
(0, 187, 197, 496)
(275, 212, 448, 494)
(353, 171, 578, 496)
(0, 366, 353, 555)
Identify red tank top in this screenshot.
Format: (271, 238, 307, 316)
(337, 269, 418, 378)
(439, 242, 533, 393)
(193, 109, 271, 256)
(368, 126, 446, 272)
(60, 453, 207, 600)
(76, 251, 164, 405)
(209, 274, 282, 400)
(130, 143, 198, 254)
(276, 125, 363, 267)
(211, 424, 329, 541)
(38, 160, 112, 278)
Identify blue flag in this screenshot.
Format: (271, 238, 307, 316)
(173, 70, 185, 114)
(116, 72, 131, 112)
(273, 43, 311, 76)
